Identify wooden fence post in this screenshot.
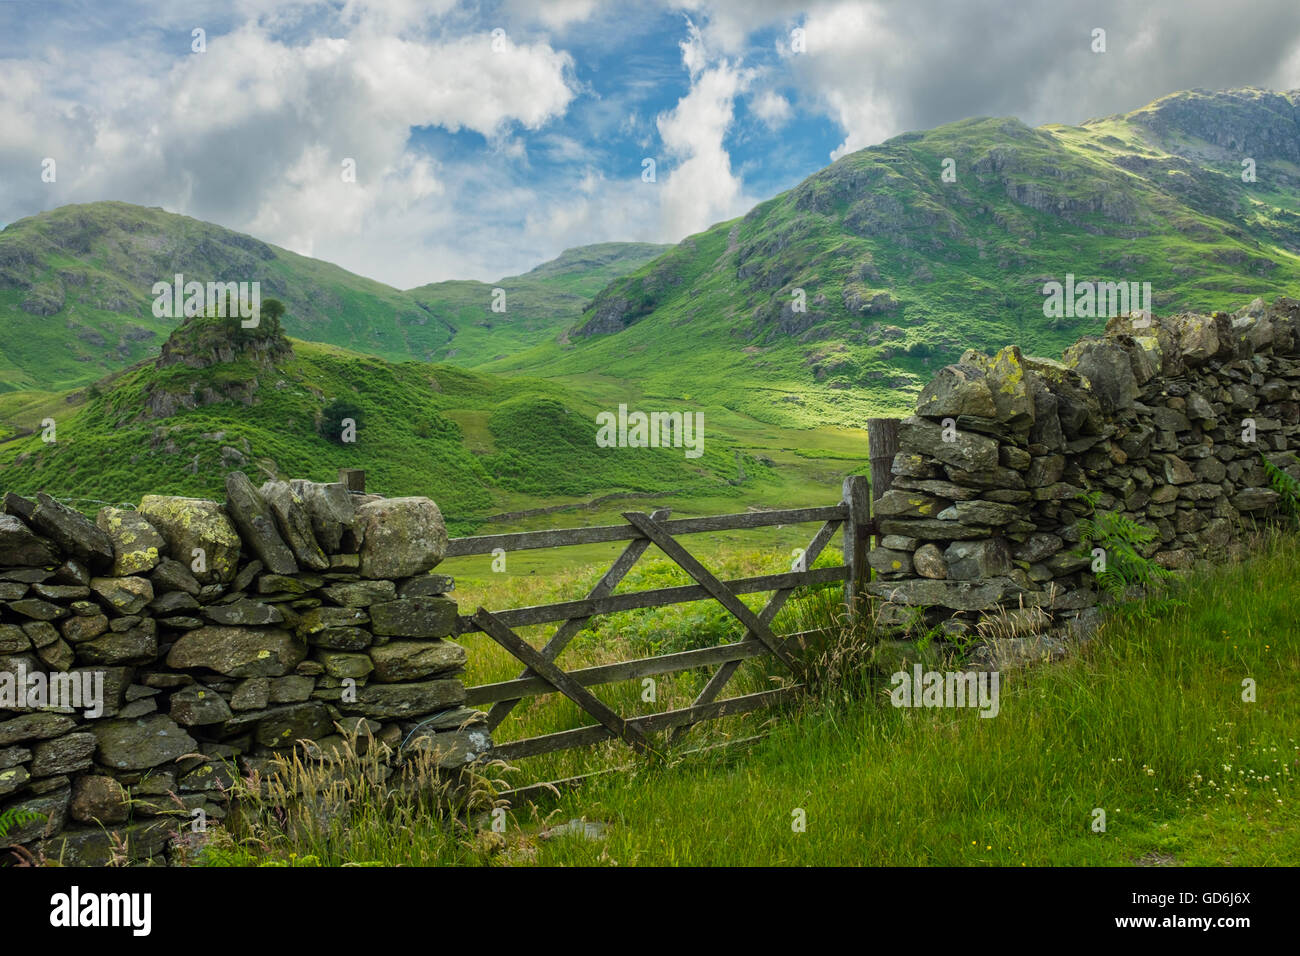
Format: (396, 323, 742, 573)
(338, 468, 366, 493)
(866, 417, 900, 553)
(841, 475, 870, 620)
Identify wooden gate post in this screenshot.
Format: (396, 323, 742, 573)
(866, 418, 900, 556)
(338, 468, 366, 492)
(841, 475, 870, 620)
(867, 418, 900, 502)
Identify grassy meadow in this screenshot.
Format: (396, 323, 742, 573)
(192, 526, 1299, 868)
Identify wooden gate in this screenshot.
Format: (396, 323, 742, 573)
(447, 476, 872, 794)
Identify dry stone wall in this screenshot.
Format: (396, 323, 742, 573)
(0, 472, 487, 865)
(868, 296, 1300, 656)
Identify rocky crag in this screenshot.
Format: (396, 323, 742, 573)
(0, 472, 485, 865)
(868, 296, 1300, 665)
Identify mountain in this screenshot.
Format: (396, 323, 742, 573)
(0, 200, 666, 392)
(0, 311, 771, 533)
(4, 88, 1298, 434)
(406, 241, 669, 366)
(483, 87, 1300, 427)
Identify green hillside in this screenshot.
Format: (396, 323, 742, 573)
(0, 311, 775, 534)
(4, 88, 1298, 452)
(407, 242, 669, 366)
(483, 88, 1300, 427)
(0, 201, 665, 393)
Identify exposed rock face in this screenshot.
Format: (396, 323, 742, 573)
(867, 296, 1300, 654)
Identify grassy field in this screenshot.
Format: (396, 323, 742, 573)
(196, 527, 1299, 867)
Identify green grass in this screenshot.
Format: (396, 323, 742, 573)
(198, 528, 1300, 867)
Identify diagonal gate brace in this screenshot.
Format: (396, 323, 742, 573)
(472, 607, 653, 755)
(621, 511, 797, 670)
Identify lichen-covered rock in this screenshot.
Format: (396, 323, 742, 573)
(76, 623, 157, 665)
(202, 599, 284, 626)
(982, 346, 1036, 427)
(915, 362, 997, 418)
(397, 574, 456, 598)
(0, 513, 58, 567)
(0, 624, 31, 653)
(96, 508, 166, 576)
(369, 639, 467, 682)
(260, 480, 329, 570)
(0, 712, 78, 745)
(91, 715, 197, 770)
(355, 497, 448, 579)
(289, 480, 356, 554)
(316, 651, 374, 679)
(295, 606, 369, 637)
(89, 576, 154, 614)
(169, 684, 234, 725)
(369, 597, 458, 638)
(254, 701, 332, 748)
(944, 539, 1013, 580)
(138, 495, 241, 584)
(167, 626, 306, 677)
(873, 490, 946, 518)
(224, 472, 298, 575)
(4, 493, 114, 570)
(867, 548, 914, 576)
(897, 416, 999, 474)
(321, 580, 397, 607)
(344, 679, 466, 720)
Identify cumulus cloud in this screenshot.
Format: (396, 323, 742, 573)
(0, 6, 576, 285)
(677, 0, 1300, 160)
(652, 21, 754, 237)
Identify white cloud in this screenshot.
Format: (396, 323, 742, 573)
(652, 21, 754, 237)
(752, 89, 792, 128)
(0, 11, 577, 285)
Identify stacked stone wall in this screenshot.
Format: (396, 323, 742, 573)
(0, 472, 484, 865)
(868, 296, 1300, 656)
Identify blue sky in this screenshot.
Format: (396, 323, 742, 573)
(2, 0, 1298, 288)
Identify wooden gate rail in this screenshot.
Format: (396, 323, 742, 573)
(488, 686, 801, 763)
(465, 631, 811, 708)
(453, 566, 848, 635)
(444, 504, 848, 557)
